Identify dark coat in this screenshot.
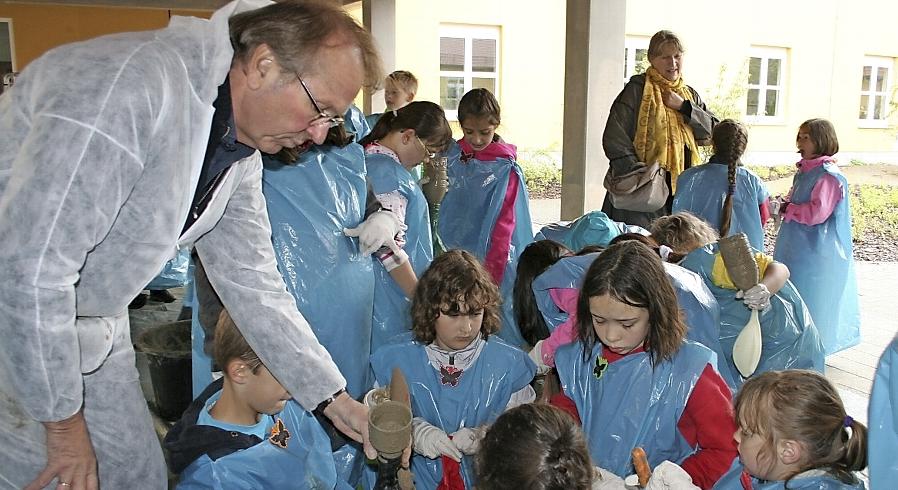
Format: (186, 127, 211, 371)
(601, 73, 717, 228)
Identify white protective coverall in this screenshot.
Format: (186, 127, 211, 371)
(0, 1, 345, 487)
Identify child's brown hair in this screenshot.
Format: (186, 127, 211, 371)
(712, 119, 749, 237)
(576, 240, 687, 364)
(650, 212, 719, 256)
(798, 118, 839, 157)
(457, 88, 501, 127)
(513, 240, 574, 347)
(475, 403, 594, 490)
(735, 370, 867, 484)
(410, 249, 501, 344)
(213, 309, 263, 375)
(359, 100, 453, 153)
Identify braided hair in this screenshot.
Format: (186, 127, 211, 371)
(712, 119, 748, 237)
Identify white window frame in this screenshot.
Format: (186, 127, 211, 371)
(745, 46, 787, 125)
(439, 24, 500, 121)
(0, 19, 16, 82)
(623, 36, 650, 84)
(858, 56, 893, 128)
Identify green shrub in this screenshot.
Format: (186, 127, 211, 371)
(518, 148, 562, 197)
(519, 158, 561, 197)
(746, 164, 795, 181)
(850, 184, 898, 239)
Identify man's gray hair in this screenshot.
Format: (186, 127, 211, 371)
(229, 0, 383, 92)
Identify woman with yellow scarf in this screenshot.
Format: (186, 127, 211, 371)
(602, 30, 718, 228)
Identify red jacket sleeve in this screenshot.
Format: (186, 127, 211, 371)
(549, 391, 581, 425)
(677, 365, 739, 489)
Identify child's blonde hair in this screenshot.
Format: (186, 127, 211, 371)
(213, 309, 263, 375)
(798, 118, 839, 157)
(475, 403, 594, 490)
(410, 249, 501, 344)
(386, 70, 418, 95)
(576, 240, 687, 364)
(712, 119, 749, 237)
(735, 370, 867, 484)
(650, 212, 719, 255)
(457, 88, 501, 127)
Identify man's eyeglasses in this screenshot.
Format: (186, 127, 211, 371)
(297, 74, 344, 129)
(415, 135, 437, 164)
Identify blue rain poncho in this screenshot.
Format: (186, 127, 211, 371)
(680, 244, 824, 385)
(438, 143, 535, 347)
(532, 252, 736, 387)
(869, 335, 898, 488)
(534, 210, 623, 251)
(555, 340, 717, 477)
(673, 161, 770, 251)
(262, 106, 374, 398)
(169, 382, 349, 490)
(774, 163, 860, 354)
(713, 459, 866, 489)
(147, 247, 192, 289)
(370, 338, 535, 489)
(366, 152, 433, 350)
(263, 107, 375, 485)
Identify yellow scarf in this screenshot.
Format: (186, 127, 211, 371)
(634, 67, 700, 193)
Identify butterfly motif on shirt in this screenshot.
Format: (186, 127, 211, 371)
(593, 356, 609, 380)
(268, 418, 291, 449)
(439, 364, 463, 387)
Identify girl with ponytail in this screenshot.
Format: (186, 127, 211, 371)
(673, 119, 771, 251)
(714, 370, 867, 489)
(358, 101, 453, 350)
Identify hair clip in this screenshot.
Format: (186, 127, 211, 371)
(843, 415, 853, 428)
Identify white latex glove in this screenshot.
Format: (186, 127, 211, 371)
(645, 461, 699, 490)
(412, 418, 462, 462)
(592, 466, 626, 489)
(450, 426, 487, 455)
(528, 340, 551, 375)
(344, 210, 403, 256)
(767, 195, 780, 214)
(736, 283, 771, 310)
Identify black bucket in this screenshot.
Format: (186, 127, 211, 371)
(135, 320, 192, 421)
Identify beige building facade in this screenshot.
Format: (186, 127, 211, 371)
(360, 0, 898, 164)
(1, 0, 895, 168)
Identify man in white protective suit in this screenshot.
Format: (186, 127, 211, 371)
(0, 1, 404, 488)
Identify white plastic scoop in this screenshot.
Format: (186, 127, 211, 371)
(732, 309, 762, 377)
(718, 233, 763, 378)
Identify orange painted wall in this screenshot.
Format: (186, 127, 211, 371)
(0, 4, 212, 70)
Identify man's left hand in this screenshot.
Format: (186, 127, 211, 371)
(323, 393, 411, 466)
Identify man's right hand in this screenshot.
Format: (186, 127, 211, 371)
(26, 410, 99, 490)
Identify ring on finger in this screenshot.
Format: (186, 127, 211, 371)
(59, 483, 71, 487)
